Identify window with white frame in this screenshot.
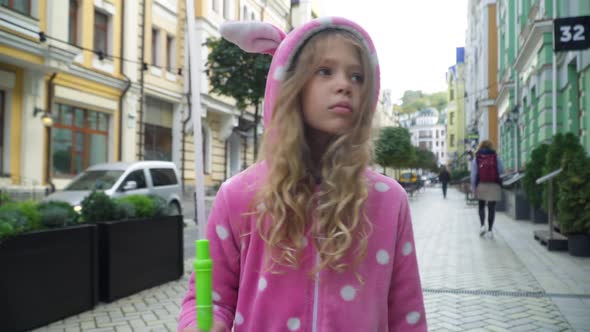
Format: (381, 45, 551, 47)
(152, 28, 161, 66)
(68, 0, 79, 45)
(243, 5, 247, 20)
(166, 35, 175, 72)
(223, 0, 230, 19)
(251, 12, 255, 20)
(212, 0, 218, 12)
(1, 0, 31, 16)
(94, 10, 109, 55)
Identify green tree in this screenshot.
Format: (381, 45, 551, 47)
(204, 37, 272, 159)
(397, 90, 448, 114)
(374, 127, 415, 171)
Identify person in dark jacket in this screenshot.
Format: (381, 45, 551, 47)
(470, 140, 504, 238)
(438, 166, 451, 198)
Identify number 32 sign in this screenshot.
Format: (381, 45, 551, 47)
(554, 16, 590, 52)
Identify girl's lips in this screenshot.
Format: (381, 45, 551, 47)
(329, 106, 352, 114)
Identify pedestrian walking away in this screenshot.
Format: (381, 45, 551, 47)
(177, 17, 427, 332)
(470, 140, 504, 238)
(438, 166, 450, 199)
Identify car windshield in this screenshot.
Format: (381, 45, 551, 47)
(65, 170, 124, 191)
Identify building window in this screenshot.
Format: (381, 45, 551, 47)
(144, 97, 173, 161)
(69, 0, 78, 44)
(94, 10, 108, 54)
(166, 35, 175, 71)
(52, 104, 109, 176)
(152, 28, 161, 66)
(223, 0, 230, 19)
(450, 88, 454, 101)
(450, 134, 455, 147)
(243, 6, 247, 20)
(449, 112, 455, 125)
(436, 141, 439, 147)
(1, 0, 31, 16)
(212, 0, 218, 12)
(0, 90, 4, 175)
(251, 12, 255, 20)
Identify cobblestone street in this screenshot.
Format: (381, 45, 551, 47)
(35, 186, 590, 331)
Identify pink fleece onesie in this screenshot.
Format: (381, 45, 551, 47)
(178, 17, 427, 332)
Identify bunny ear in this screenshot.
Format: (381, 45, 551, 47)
(220, 21, 286, 55)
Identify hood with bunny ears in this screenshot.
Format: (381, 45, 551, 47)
(220, 17, 380, 128)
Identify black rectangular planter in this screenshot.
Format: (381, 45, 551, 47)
(98, 215, 184, 302)
(0, 224, 98, 332)
(503, 189, 530, 220)
(529, 205, 548, 224)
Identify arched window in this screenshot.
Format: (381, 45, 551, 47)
(243, 6, 248, 20)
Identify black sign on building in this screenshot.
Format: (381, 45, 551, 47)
(554, 16, 590, 52)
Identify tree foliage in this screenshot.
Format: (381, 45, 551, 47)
(203, 37, 272, 110)
(397, 90, 448, 114)
(374, 127, 415, 169)
(408, 148, 439, 172)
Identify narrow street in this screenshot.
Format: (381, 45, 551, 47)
(34, 186, 590, 331)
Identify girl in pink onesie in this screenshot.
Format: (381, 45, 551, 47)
(178, 16, 427, 332)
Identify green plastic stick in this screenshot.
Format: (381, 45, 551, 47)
(195, 240, 213, 331)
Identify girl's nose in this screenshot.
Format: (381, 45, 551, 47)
(335, 73, 352, 95)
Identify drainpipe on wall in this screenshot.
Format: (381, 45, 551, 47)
(118, 75, 131, 161)
(137, 0, 147, 160)
(118, 0, 131, 161)
(181, 62, 193, 192)
(45, 72, 58, 193)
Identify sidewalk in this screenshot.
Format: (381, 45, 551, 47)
(34, 186, 590, 331)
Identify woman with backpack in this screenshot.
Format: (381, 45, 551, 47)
(470, 140, 504, 238)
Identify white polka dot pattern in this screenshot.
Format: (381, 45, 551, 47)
(406, 311, 420, 325)
(216, 225, 229, 240)
(258, 277, 267, 291)
(340, 285, 356, 301)
(376, 249, 390, 265)
(273, 66, 286, 81)
(235, 312, 244, 325)
(374, 182, 390, 192)
(402, 242, 413, 256)
(287, 317, 301, 330)
(212, 291, 221, 301)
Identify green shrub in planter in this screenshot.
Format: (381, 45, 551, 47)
(150, 195, 171, 217)
(0, 191, 12, 206)
(115, 195, 155, 218)
(80, 191, 116, 223)
(523, 143, 549, 210)
(0, 203, 39, 241)
(113, 200, 137, 220)
(557, 151, 590, 234)
(37, 201, 79, 228)
(544, 133, 586, 213)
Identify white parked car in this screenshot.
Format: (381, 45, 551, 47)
(44, 161, 183, 215)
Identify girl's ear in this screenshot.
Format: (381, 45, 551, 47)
(219, 21, 286, 55)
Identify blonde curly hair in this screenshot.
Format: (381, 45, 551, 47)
(251, 29, 377, 276)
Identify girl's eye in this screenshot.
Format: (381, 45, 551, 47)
(351, 73, 364, 83)
(316, 67, 331, 76)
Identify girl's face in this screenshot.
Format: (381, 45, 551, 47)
(300, 36, 364, 142)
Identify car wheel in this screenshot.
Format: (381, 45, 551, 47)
(168, 202, 181, 216)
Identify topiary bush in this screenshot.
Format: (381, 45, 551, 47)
(557, 150, 590, 235)
(523, 143, 549, 209)
(80, 191, 116, 223)
(37, 201, 79, 228)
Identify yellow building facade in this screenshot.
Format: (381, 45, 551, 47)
(0, 0, 129, 197)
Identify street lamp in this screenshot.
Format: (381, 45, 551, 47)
(33, 107, 53, 127)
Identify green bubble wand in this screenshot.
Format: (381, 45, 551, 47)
(195, 240, 213, 331)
